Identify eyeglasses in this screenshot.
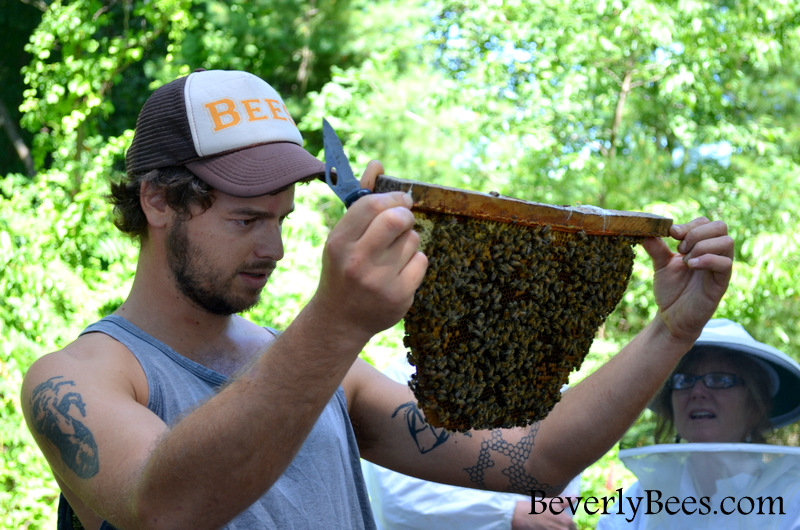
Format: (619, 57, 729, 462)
(669, 372, 744, 391)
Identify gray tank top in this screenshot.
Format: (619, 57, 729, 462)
(80, 315, 376, 529)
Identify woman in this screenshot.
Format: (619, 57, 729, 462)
(597, 319, 800, 529)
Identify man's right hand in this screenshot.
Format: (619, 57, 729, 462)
(312, 160, 428, 346)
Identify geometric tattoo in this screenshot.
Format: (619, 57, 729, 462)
(392, 401, 453, 454)
(30, 376, 99, 479)
(464, 426, 550, 493)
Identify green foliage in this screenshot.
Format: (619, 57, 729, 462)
(180, 0, 357, 94)
(309, 0, 800, 355)
(20, 0, 194, 170)
(0, 144, 136, 526)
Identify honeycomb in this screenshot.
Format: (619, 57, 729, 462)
(404, 211, 642, 432)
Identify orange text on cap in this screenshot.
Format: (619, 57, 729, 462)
(204, 98, 296, 132)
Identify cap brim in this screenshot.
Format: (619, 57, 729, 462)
(186, 142, 326, 198)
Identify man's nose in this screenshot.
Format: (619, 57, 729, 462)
(254, 222, 284, 261)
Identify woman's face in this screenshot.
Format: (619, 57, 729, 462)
(671, 353, 757, 443)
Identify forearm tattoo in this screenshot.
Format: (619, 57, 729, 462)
(30, 376, 99, 478)
(393, 401, 550, 494)
(392, 401, 452, 453)
(464, 427, 550, 493)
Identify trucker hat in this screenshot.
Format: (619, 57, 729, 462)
(125, 69, 326, 197)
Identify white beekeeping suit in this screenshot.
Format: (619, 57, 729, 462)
(598, 443, 800, 529)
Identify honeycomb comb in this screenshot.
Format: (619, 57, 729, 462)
(374, 175, 672, 432)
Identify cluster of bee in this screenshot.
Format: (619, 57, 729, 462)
(404, 211, 642, 432)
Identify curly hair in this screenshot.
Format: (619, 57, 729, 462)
(651, 348, 774, 444)
(108, 166, 215, 242)
(109, 166, 317, 242)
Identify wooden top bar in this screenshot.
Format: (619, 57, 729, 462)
(374, 175, 672, 237)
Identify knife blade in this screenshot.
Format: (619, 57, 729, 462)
(323, 118, 371, 208)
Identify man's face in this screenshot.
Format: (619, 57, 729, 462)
(166, 187, 295, 315)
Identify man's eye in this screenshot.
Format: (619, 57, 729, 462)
(234, 218, 255, 227)
(279, 214, 291, 225)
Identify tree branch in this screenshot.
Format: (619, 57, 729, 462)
(608, 69, 633, 159)
(0, 99, 35, 176)
(19, 0, 48, 11)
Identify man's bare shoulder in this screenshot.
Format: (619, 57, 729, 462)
(21, 327, 170, 527)
(22, 328, 148, 406)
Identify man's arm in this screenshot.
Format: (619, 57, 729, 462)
(21, 335, 168, 529)
(350, 216, 733, 495)
(21, 188, 428, 529)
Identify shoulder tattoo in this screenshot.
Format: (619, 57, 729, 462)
(29, 376, 100, 479)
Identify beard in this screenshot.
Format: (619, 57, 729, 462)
(166, 217, 274, 316)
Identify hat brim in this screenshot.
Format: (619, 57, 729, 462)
(186, 142, 326, 198)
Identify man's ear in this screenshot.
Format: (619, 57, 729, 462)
(140, 181, 170, 229)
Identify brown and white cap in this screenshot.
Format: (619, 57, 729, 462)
(125, 69, 325, 197)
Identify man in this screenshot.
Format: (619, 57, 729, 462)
(21, 69, 734, 529)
